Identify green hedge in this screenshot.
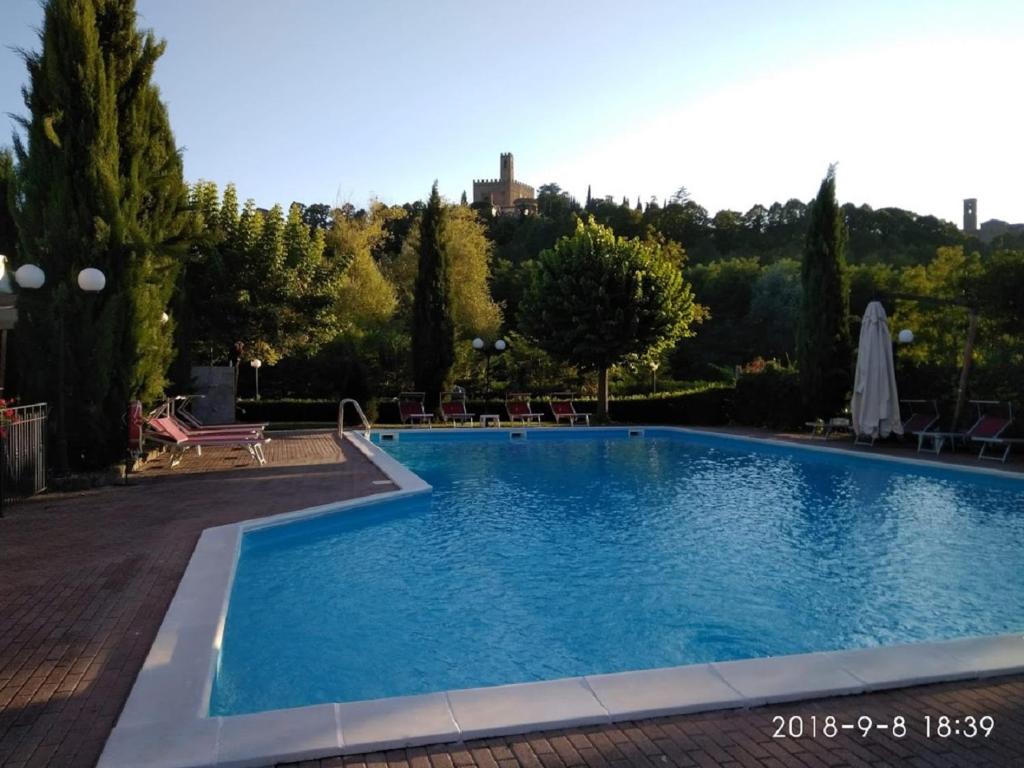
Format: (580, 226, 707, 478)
(238, 388, 734, 427)
(730, 367, 803, 430)
(604, 387, 732, 425)
(237, 399, 340, 424)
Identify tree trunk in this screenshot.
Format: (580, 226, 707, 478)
(951, 308, 979, 431)
(597, 367, 609, 422)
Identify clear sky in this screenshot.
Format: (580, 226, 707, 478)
(1, 0, 1021, 225)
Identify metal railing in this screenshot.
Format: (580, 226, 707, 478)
(338, 399, 371, 439)
(2, 402, 48, 510)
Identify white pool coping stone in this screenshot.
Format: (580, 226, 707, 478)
(100, 427, 1024, 768)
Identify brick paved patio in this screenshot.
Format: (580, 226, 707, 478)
(281, 675, 1024, 768)
(1, 427, 1022, 768)
(0, 432, 387, 768)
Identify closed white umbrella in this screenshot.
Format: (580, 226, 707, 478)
(851, 301, 902, 440)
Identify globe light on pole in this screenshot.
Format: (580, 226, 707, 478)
(472, 338, 507, 399)
(13, 264, 45, 290)
(898, 329, 914, 344)
(12, 264, 105, 473)
(161, 311, 170, 324)
(250, 358, 262, 400)
(77, 267, 106, 292)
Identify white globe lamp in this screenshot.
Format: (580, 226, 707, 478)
(472, 337, 484, 350)
(13, 264, 46, 290)
(898, 329, 914, 344)
(77, 267, 106, 292)
(494, 339, 507, 352)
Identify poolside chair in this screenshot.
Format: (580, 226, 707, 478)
(397, 392, 434, 427)
(900, 399, 940, 440)
(145, 416, 270, 466)
(505, 393, 543, 425)
(968, 402, 1017, 462)
(549, 394, 590, 426)
(151, 396, 267, 436)
(440, 391, 476, 427)
(917, 400, 1011, 455)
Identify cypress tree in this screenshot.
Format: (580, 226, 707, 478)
(797, 164, 851, 418)
(13, 0, 188, 470)
(460, 190, 468, 206)
(411, 182, 454, 407)
(0, 149, 16, 262)
(585, 184, 592, 210)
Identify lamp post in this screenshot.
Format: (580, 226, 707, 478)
(472, 337, 507, 400)
(13, 263, 106, 473)
(250, 358, 262, 400)
(649, 361, 660, 395)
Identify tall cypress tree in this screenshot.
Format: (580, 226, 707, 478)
(797, 164, 851, 418)
(411, 182, 454, 407)
(0, 150, 16, 262)
(13, 0, 188, 469)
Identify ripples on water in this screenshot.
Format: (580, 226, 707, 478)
(211, 433, 1024, 715)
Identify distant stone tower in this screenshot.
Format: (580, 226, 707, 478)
(963, 198, 978, 233)
(473, 153, 535, 212)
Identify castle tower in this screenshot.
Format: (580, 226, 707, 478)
(472, 153, 535, 212)
(500, 153, 514, 182)
(963, 198, 978, 233)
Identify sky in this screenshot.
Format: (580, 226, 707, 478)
(1, 0, 1022, 226)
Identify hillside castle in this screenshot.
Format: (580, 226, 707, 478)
(473, 153, 535, 214)
(963, 198, 1024, 242)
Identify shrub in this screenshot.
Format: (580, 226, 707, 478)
(606, 387, 732, 425)
(731, 364, 803, 430)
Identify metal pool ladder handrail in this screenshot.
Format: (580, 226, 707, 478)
(338, 398, 372, 439)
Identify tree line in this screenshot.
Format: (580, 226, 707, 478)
(1, 0, 1021, 469)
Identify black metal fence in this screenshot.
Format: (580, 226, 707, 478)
(1, 402, 48, 509)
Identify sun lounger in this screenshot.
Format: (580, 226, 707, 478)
(505, 395, 543, 425)
(146, 416, 270, 466)
(171, 395, 266, 432)
(550, 395, 590, 426)
(397, 393, 434, 427)
(917, 400, 1011, 455)
(901, 409, 937, 438)
(972, 436, 1024, 463)
(440, 393, 476, 427)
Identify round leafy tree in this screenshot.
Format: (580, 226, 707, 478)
(520, 217, 697, 420)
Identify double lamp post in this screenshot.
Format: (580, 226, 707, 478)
(12, 263, 105, 473)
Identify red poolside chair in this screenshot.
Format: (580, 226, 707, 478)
(145, 417, 270, 466)
(505, 394, 543, 425)
(901, 400, 940, 439)
(397, 393, 434, 427)
(171, 395, 267, 434)
(440, 392, 475, 427)
(550, 394, 590, 426)
(917, 400, 1011, 455)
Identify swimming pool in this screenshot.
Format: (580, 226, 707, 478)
(210, 428, 1024, 717)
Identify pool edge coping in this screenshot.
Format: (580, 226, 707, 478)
(98, 426, 1024, 768)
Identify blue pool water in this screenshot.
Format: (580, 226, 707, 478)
(211, 429, 1024, 716)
